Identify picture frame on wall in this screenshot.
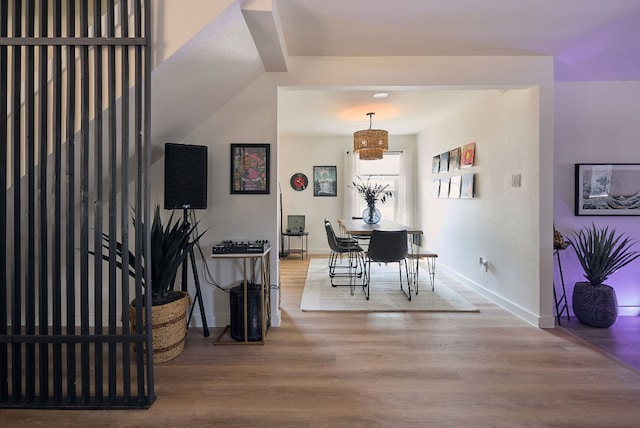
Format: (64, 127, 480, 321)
(230, 143, 270, 194)
(461, 142, 476, 168)
(439, 151, 449, 173)
(432, 155, 440, 174)
(439, 177, 450, 198)
(575, 163, 640, 216)
(313, 165, 337, 197)
(432, 179, 441, 197)
(449, 176, 461, 198)
(449, 147, 461, 170)
(461, 173, 475, 198)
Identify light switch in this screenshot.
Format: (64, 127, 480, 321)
(511, 174, 522, 187)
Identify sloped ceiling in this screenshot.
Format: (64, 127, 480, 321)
(151, 0, 640, 142)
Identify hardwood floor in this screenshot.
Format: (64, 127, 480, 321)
(560, 315, 640, 372)
(3, 257, 640, 427)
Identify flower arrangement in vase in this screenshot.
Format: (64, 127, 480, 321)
(350, 176, 393, 224)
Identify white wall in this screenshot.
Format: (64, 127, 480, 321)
(278, 134, 417, 254)
(417, 88, 547, 325)
(170, 55, 555, 329)
(554, 81, 640, 316)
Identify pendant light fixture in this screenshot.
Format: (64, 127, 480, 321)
(353, 112, 388, 160)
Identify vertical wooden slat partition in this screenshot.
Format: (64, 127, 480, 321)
(0, 0, 154, 409)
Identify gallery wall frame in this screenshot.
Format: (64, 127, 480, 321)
(449, 175, 461, 198)
(432, 155, 440, 174)
(432, 179, 441, 197)
(449, 147, 461, 171)
(460, 173, 475, 198)
(439, 177, 450, 199)
(230, 143, 270, 194)
(313, 165, 337, 197)
(439, 151, 449, 173)
(461, 142, 476, 167)
(575, 163, 640, 216)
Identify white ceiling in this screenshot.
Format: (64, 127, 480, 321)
(273, 0, 640, 137)
(151, 0, 640, 142)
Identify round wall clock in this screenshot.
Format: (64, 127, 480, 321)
(290, 173, 308, 191)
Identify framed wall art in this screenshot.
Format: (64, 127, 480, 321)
(432, 155, 440, 174)
(449, 147, 461, 171)
(575, 163, 640, 216)
(313, 165, 337, 197)
(230, 143, 270, 194)
(439, 151, 449, 173)
(432, 179, 441, 197)
(439, 177, 450, 199)
(449, 176, 461, 198)
(461, 142, 476, 168)
(461, 173, 475, 198)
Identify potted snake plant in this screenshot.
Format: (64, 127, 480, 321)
(567, 223, 639, 328)
(100, 204, 206, 363)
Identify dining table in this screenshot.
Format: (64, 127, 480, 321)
(337, 219, 437, 297)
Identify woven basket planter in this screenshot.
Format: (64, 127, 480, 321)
(572, 282, 618, 328)
(130, 291, 189, 364)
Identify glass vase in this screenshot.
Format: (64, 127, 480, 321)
(362, 205, 381, 224)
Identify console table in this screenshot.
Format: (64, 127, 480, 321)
(210, 246, 271, 344)
(282, 231, 308, 259)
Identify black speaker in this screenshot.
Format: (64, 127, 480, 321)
(164, 143, 208, 210)
(229, 283, 262, 342)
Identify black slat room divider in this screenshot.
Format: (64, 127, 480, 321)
(0, 0, 154, 409)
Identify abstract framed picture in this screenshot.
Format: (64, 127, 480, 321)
(461, 173, 475, 198)
(230, 143, 270, 194)
(439, 151, 449, 173)
(432, 155, 440, 174)
(461, 142, 476, 168)
(313, 165, 337, 197)
(449, 147, 461, 171)
(575, 163, 640, 216)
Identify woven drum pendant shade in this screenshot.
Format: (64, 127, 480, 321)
(353, 112, 388, 160)
(358, 147, 385, 160)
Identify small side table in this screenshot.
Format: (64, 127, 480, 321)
(553, 243, 570, 325)
(282, 231, 308, 259)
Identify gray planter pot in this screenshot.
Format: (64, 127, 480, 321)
(572, 281, 618, 328)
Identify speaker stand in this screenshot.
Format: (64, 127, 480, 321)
(181, 208, 209, 337)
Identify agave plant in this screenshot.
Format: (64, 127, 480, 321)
(567, 223, 639, 286)
(99, 204, 206, 305)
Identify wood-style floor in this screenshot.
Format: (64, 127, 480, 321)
(3, 257, 640, 427)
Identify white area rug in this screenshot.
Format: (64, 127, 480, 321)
(301, 258, 479, 312)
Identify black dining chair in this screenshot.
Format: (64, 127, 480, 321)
(323, 220, 364, 294)
(364, 229, 411, 300)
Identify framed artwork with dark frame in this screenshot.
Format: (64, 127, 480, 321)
(313, 166, 337, 197)
(230, 143, 270, 194)
(575, 163, 640, 216)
